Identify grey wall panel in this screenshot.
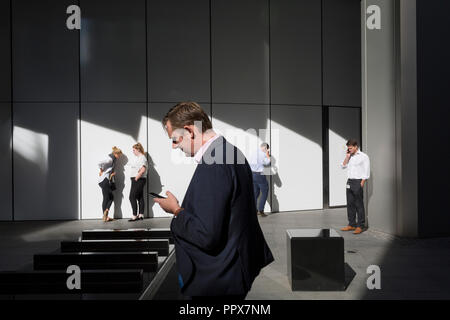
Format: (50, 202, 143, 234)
(147, 102, 210, 217)
(0, 103, 12, 221)
(13, 103, 79, 220)
(148, 0, 210, 103)
(328, 107, 361, 207)
(416, 0, 450, 237)
(0, 0, 11, 102)
(81, 103, 147, 219)
(397, 0, 418, 237)
(211, 0, 269, 104)
(362, 0, 397, 234)
(80, 0, 146, 102)
(270, 0, 322, 106)
(323, 0, 361, 107)
(271, 105, 323, 211)
(212, 104, 272, 212)
(12, 0, 79, 102)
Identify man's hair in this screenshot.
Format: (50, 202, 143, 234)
(162, 102, 212, 133)
(346, 139, 359, 147)
(261, 142, 269, 150)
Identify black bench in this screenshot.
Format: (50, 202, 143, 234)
(0, 269, 143, 294)
(82, 228, 173, 243)
(34, 252, 158, 272)
(61, 239, 170, 256)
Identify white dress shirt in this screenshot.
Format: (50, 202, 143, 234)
(341, 150, 370, 180)
(98, 155, 114, 183)
(194, 133, 221, 164)
(248, 149, 271, 173)
(129, 154, 148, 178)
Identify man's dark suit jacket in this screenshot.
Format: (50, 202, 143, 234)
(170, 136, 274, 296)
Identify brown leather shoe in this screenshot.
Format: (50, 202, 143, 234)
(341, 226, 356, 231)
(353, 227, 363, 234)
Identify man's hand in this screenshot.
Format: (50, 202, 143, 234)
(342, 152, 351, 167)
(110, 172, 116, 177)
(154, 191, 180, 215)
(99, 169, 103, 176)
(361, 180, 366, 188)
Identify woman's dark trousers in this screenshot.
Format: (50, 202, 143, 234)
(130, 178, 146, 216)
(99, 178, 114, 213)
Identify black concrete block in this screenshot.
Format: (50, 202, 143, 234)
(287, 229, 345, 291)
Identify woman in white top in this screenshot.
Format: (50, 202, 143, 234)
(98, 146, 122, 222)
(128, 142, 148, 221)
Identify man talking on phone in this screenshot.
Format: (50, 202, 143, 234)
(154, 102, 274, 300)
(340, 139, 370, 235)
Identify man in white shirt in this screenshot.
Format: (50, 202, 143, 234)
(248, 143, 271, 216)
(340, 139, 370, 234)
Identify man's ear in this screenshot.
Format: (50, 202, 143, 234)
(183, 125, 195, 139)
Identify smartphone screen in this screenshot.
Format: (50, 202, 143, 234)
(150, 192, 166, 199)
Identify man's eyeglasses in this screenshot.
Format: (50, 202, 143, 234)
(171, 136, 183, 145)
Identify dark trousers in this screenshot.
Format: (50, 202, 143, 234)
(346, 179, 365, 228)
(253, 172, 269, 212)
(99, 178, 113, 213)
(129, 177, 146, 216)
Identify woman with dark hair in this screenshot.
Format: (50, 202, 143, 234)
(128, 142, 148, 221)
(98, 146, 122, 222)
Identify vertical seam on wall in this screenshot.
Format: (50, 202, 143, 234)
(10, 0, 14, 221)
(394, 0, 400, 235)
(321, 0, 328, 209)
(78, 0, 82, 220)
(363, 0, 369, 225)
(415, 0, 421, 236)
(322, 107, 329, 209)
(364, 0, 368, 153)
(268, 0, 273, 212)
(145, 0, 149, 218)
(209, 0, 213, 121)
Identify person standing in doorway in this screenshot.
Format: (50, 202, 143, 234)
(128, 142, 148, 221)
(98, 146, 122, 222)
(340, 139, 370, 234)
(248, 142, 271, 217)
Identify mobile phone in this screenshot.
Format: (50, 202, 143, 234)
(149, 192, 166, 199)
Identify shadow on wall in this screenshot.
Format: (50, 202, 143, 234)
(267, 155, 281, 213)
(366, 171, 374, 229)
(146, 152, 163, 218)
(12, 103, 79, 221)
(111, 153, 129, 220)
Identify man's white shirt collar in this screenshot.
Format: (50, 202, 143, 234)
(194, 133, 221, 164)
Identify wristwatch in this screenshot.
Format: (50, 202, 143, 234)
(174, 207, 183, 217)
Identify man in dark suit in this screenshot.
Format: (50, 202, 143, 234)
(154, 102, 274, 299)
